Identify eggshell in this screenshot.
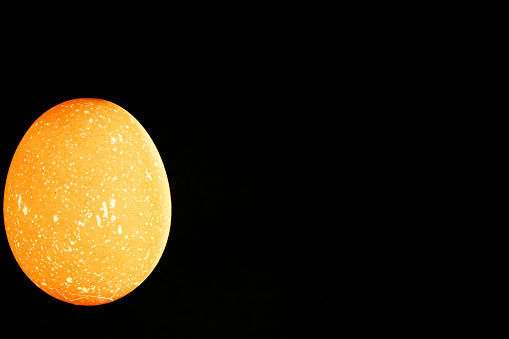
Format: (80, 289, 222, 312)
(3, 98, 172, 305)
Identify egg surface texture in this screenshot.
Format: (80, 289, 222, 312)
(3, 98, 172, 305)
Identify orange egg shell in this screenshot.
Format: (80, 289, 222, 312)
(3, 98, 171, 305)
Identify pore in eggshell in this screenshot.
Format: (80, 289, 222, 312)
(3, 98, 172, 305)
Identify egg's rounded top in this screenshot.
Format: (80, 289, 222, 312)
(4, 98, 171, 305)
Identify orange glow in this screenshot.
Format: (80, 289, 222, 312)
(4, 98, 172, 305)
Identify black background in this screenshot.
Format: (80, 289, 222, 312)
(0, 14, 418, 337)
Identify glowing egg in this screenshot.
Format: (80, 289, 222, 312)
(3, 98, 172, 305)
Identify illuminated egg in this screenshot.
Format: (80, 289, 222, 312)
(3, 98, 172, 305)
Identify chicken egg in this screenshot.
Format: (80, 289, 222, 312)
(3, 98, 172, 305)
